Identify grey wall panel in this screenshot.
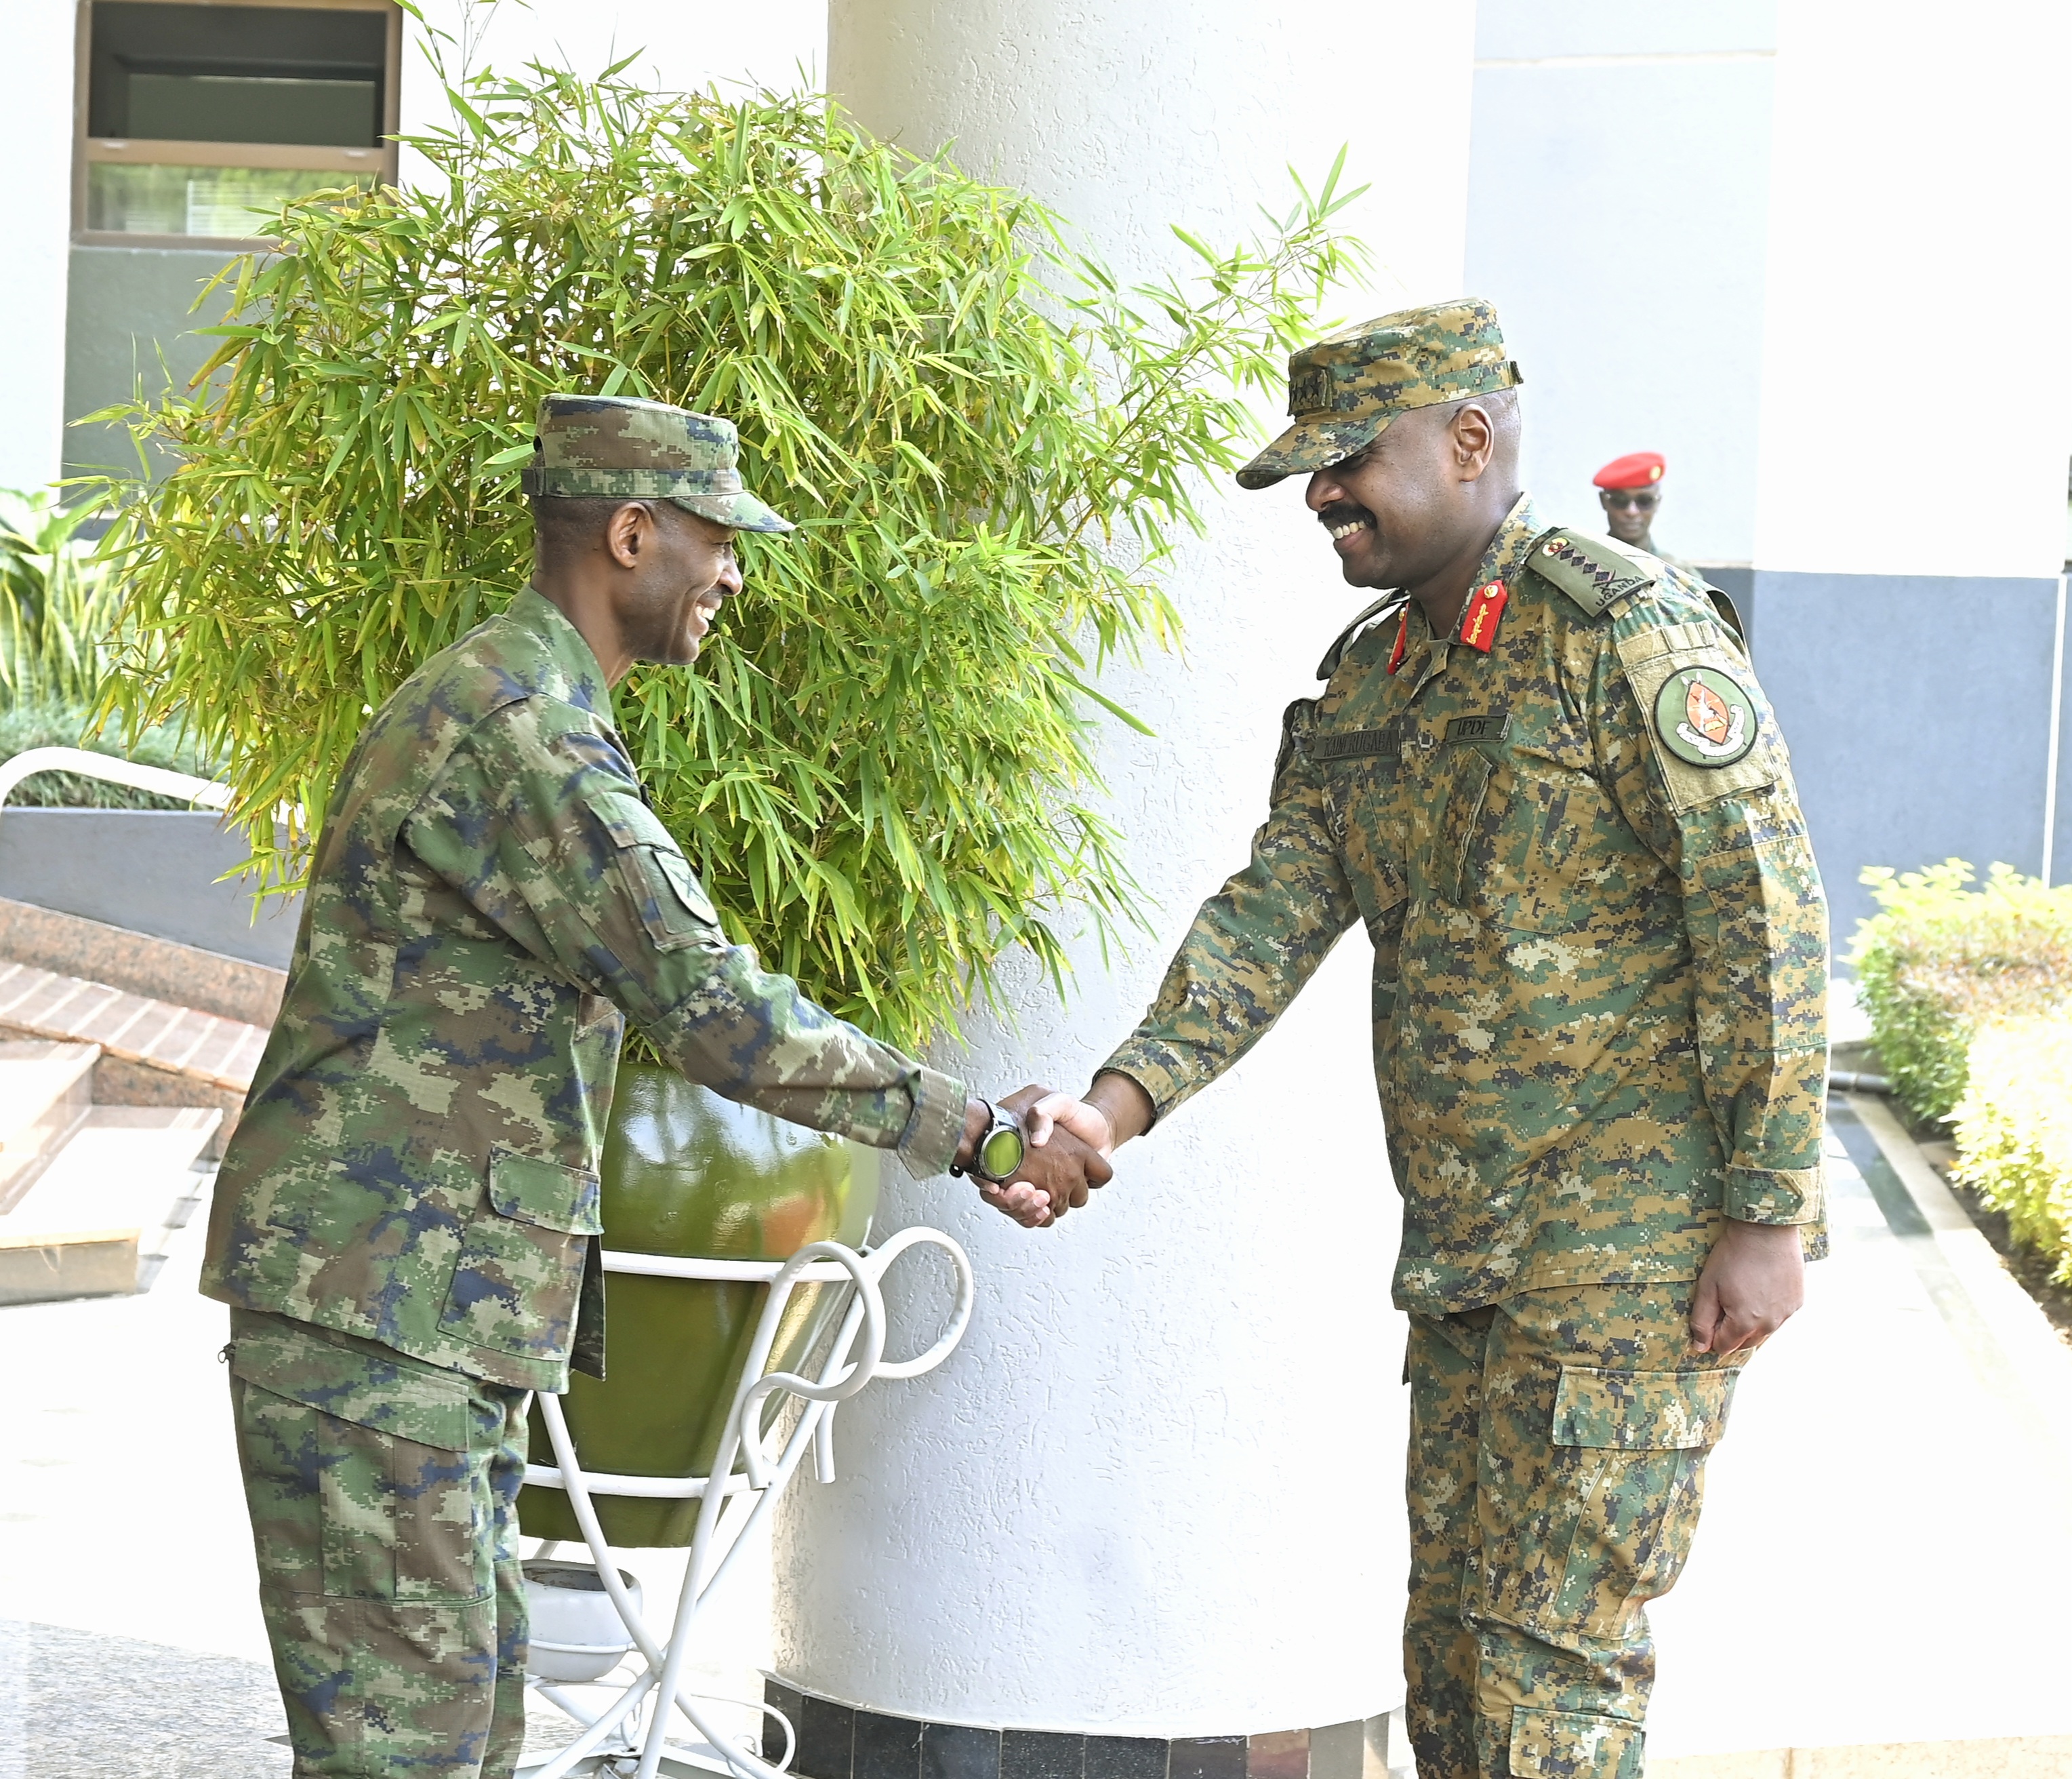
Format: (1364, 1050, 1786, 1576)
(1747, 571, 2059, 959)
(62, 245, 238, 480)
(0, 809, 302, 967)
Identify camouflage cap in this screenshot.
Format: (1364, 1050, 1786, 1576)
(1235, 298, 1523, 492)
(520, 395, 793, 533)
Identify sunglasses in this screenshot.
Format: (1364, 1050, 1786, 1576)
(1602, 491, 1660, 511)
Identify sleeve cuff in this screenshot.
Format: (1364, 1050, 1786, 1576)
(1096, 1042, 1198, 1126)
(897, 1064, 969, 1180)
(1724, 1163, 1823, 1224)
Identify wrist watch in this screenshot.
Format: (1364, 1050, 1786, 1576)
(951, 1102, 1026, 1186)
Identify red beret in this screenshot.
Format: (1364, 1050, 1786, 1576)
(1593, 451, 1665, 490)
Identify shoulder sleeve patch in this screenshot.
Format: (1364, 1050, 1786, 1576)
(1612, 630, 1779, 813)
(1524, 527, 1659, 618)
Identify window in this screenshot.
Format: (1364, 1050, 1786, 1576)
(76, 0, 399, 246)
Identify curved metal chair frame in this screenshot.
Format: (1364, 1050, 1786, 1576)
(518, 1230, 974, 1779)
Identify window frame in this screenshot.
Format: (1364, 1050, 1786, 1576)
(72, 0, 402, 250)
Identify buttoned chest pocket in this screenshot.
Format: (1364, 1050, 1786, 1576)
(1436, 747, 1650, 933)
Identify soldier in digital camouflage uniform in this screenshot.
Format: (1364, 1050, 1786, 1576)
(205, 395, 1105, 1778)
(1015, 302, 1827, 1778)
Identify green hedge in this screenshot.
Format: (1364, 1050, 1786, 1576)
(1951, 1018, 2072, 1286)
(1848, 860, 2072, 1123)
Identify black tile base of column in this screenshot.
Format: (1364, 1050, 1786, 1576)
(763, 1679, 1391, 1779)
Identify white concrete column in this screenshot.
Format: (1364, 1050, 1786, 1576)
(0, 0, 77, 494)
(775, 1, 1477, 1736)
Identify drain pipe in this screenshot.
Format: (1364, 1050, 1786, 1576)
(1829, 1068, 1894, 1095)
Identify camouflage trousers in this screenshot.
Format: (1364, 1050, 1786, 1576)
(226, 1309, 531, 1778)
(1404, 1281, 1746, 1779)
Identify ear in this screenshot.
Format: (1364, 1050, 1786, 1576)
(604, 502, 653, 569)
(1450, 403, 1497, 481)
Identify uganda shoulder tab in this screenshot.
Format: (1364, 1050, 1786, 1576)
(1523, 527, 1659, 618)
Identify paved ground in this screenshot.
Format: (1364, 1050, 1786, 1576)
(5, 1075, 2072, 1775)
(1644, 1098, 2072, 1769)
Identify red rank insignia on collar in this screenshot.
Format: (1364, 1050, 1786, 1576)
(1387, 608, 1409, 675)
(1458, 580, 1508, 653)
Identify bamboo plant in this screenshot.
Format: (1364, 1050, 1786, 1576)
(95, 63, 1362, 1051)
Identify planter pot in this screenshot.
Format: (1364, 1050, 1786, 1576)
(522, 1559, 645, 1682)
(517, 1064, 878, 1548)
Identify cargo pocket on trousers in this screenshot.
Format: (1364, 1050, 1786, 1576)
(1509, 1707, 1643, 1779)
(228, 1327, 489, 1604)
(436, 1149, 603, 1363)
(1543, 1365, 1738, 1640)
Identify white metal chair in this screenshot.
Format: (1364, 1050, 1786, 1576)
(516, 1228, 974, 1779)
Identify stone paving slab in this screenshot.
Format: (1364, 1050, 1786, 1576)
(1643, 1102, 2072, 1761)
(0, 1620, 289, 1779)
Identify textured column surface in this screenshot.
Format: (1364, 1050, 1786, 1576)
(775, 0, 1476, 1737)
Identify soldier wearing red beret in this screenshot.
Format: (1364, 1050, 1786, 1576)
(1594, 450, 1680, 563)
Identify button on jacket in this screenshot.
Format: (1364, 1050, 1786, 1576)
(1102, 497, 1828, 1314)
(203, 588, 967, 1391)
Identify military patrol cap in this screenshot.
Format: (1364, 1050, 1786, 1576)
(521, 395, 793, 533)
(1236, 298, 1523, 492)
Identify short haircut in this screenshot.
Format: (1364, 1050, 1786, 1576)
(529, 495, 664, 557)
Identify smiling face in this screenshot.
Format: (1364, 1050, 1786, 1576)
(1303, 397, 1514, 594)
(616, 503, 743, 666)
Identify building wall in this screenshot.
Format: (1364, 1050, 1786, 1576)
(1466, 0, 1777, 565)
(0, 0, 81, 493)
(1465, 0, 2072, 955)
(62, 246, 237, 481)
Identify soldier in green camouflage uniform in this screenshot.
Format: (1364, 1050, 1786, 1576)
(1017, 304, 1827, 1777)
(206, 395, 1106, 1776)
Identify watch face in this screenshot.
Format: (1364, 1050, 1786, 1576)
(979, 1125, 1025, 1181)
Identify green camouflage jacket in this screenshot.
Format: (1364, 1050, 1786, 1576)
(203, 588, 966, 1391)
(1103, 497, 1829, 1314)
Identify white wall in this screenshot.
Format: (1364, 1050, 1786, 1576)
(1465, 2, 1778, 563)
(0, 0, 79, 494)
(773, 0, 1478, 1737)
(1752, 0, 2072, 579)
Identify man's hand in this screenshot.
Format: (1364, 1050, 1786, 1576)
(956, 1092, 1114, 1229)
(1689, 1220, 1806, 1354)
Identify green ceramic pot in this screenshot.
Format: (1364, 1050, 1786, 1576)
(518, 1065, 878, 1548)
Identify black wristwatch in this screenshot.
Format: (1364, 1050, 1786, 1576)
(950, 1102, 1026, 1186)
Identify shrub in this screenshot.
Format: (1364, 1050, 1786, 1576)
(1848, 859, 2072, 1123)
(93, 66, 1362, 1052)
(1951, 1017, 2072, 1285)
(0, 487, 123, 711)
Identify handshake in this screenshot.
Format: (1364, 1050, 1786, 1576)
(952, 1075, 1156, 1230)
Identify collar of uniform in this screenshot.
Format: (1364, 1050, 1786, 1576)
(1446, 492, 1542, 645)
(503, 586, 613, 718)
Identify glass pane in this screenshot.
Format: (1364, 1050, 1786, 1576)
(127, 73, 380, 148)
(86, 162, 373, 239)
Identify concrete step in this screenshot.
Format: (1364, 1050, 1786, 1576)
(0, 957, 267, 1146)
(0, 1039, 100, 1213)
(0, 1105, 222, 1305)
